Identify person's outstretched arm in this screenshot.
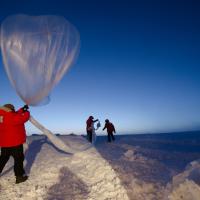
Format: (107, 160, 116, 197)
(113, 125, 116, 133)
(12, 110, 30, 125)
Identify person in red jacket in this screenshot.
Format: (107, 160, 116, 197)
(86, 116, 98, 143)
(0, 104, 30, 184)
(102, 119, 116, 142)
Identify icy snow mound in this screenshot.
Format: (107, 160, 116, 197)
(0, 135, 128, 200)
(168, 160, 200, 200)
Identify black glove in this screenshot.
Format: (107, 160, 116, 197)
(22, 105, 29, 112)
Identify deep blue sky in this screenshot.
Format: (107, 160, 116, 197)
(0, 0, 200, 134)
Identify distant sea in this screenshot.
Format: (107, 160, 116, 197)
(98, 130, 200, 152)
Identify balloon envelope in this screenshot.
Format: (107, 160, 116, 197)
(1, 14, 80, 105)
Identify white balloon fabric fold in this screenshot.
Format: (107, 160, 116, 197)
(29, 116, 92, 154)
(1, 14, 80, 106)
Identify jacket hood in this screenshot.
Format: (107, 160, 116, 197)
(0, 106, 13, 112)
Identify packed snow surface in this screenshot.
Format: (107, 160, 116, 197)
(1, 131, 200, 200)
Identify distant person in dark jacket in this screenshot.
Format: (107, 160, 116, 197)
(86, 116, 98, 143)
(102, 119, 116, 142)
(0, 104, 30, 184)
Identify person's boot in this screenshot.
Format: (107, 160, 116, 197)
(16, 175, 28, 184)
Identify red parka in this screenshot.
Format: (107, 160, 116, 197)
(86, 117, 98, 132)
(0, 106, 30, 147)
(103, 122, 116, 133)
(86, 118, 93, 131)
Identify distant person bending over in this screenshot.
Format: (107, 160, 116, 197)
(86, 116, 98, 143)
(103, 119, 116, 142)
(0, 104, 30, 184)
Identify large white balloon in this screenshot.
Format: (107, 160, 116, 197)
(1, 14, 80, 105)
(0, 14, 84, 154)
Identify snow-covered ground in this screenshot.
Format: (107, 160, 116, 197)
(1, 131, 200, 200)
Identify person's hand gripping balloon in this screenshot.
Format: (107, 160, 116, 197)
(22, 105, 29, 112)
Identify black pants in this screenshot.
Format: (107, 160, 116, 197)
(87, 131, 92, 143)
(108, 132, 115, 142)
(0, 144, 25, 177)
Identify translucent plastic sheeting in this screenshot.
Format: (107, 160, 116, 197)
(1, 14, 80, 106)
(29, 116, 92, 154)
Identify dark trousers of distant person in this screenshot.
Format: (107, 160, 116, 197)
(87, 130, 92, 143)
(107, 132, 115, 142)
(0, 144, 25, 177)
